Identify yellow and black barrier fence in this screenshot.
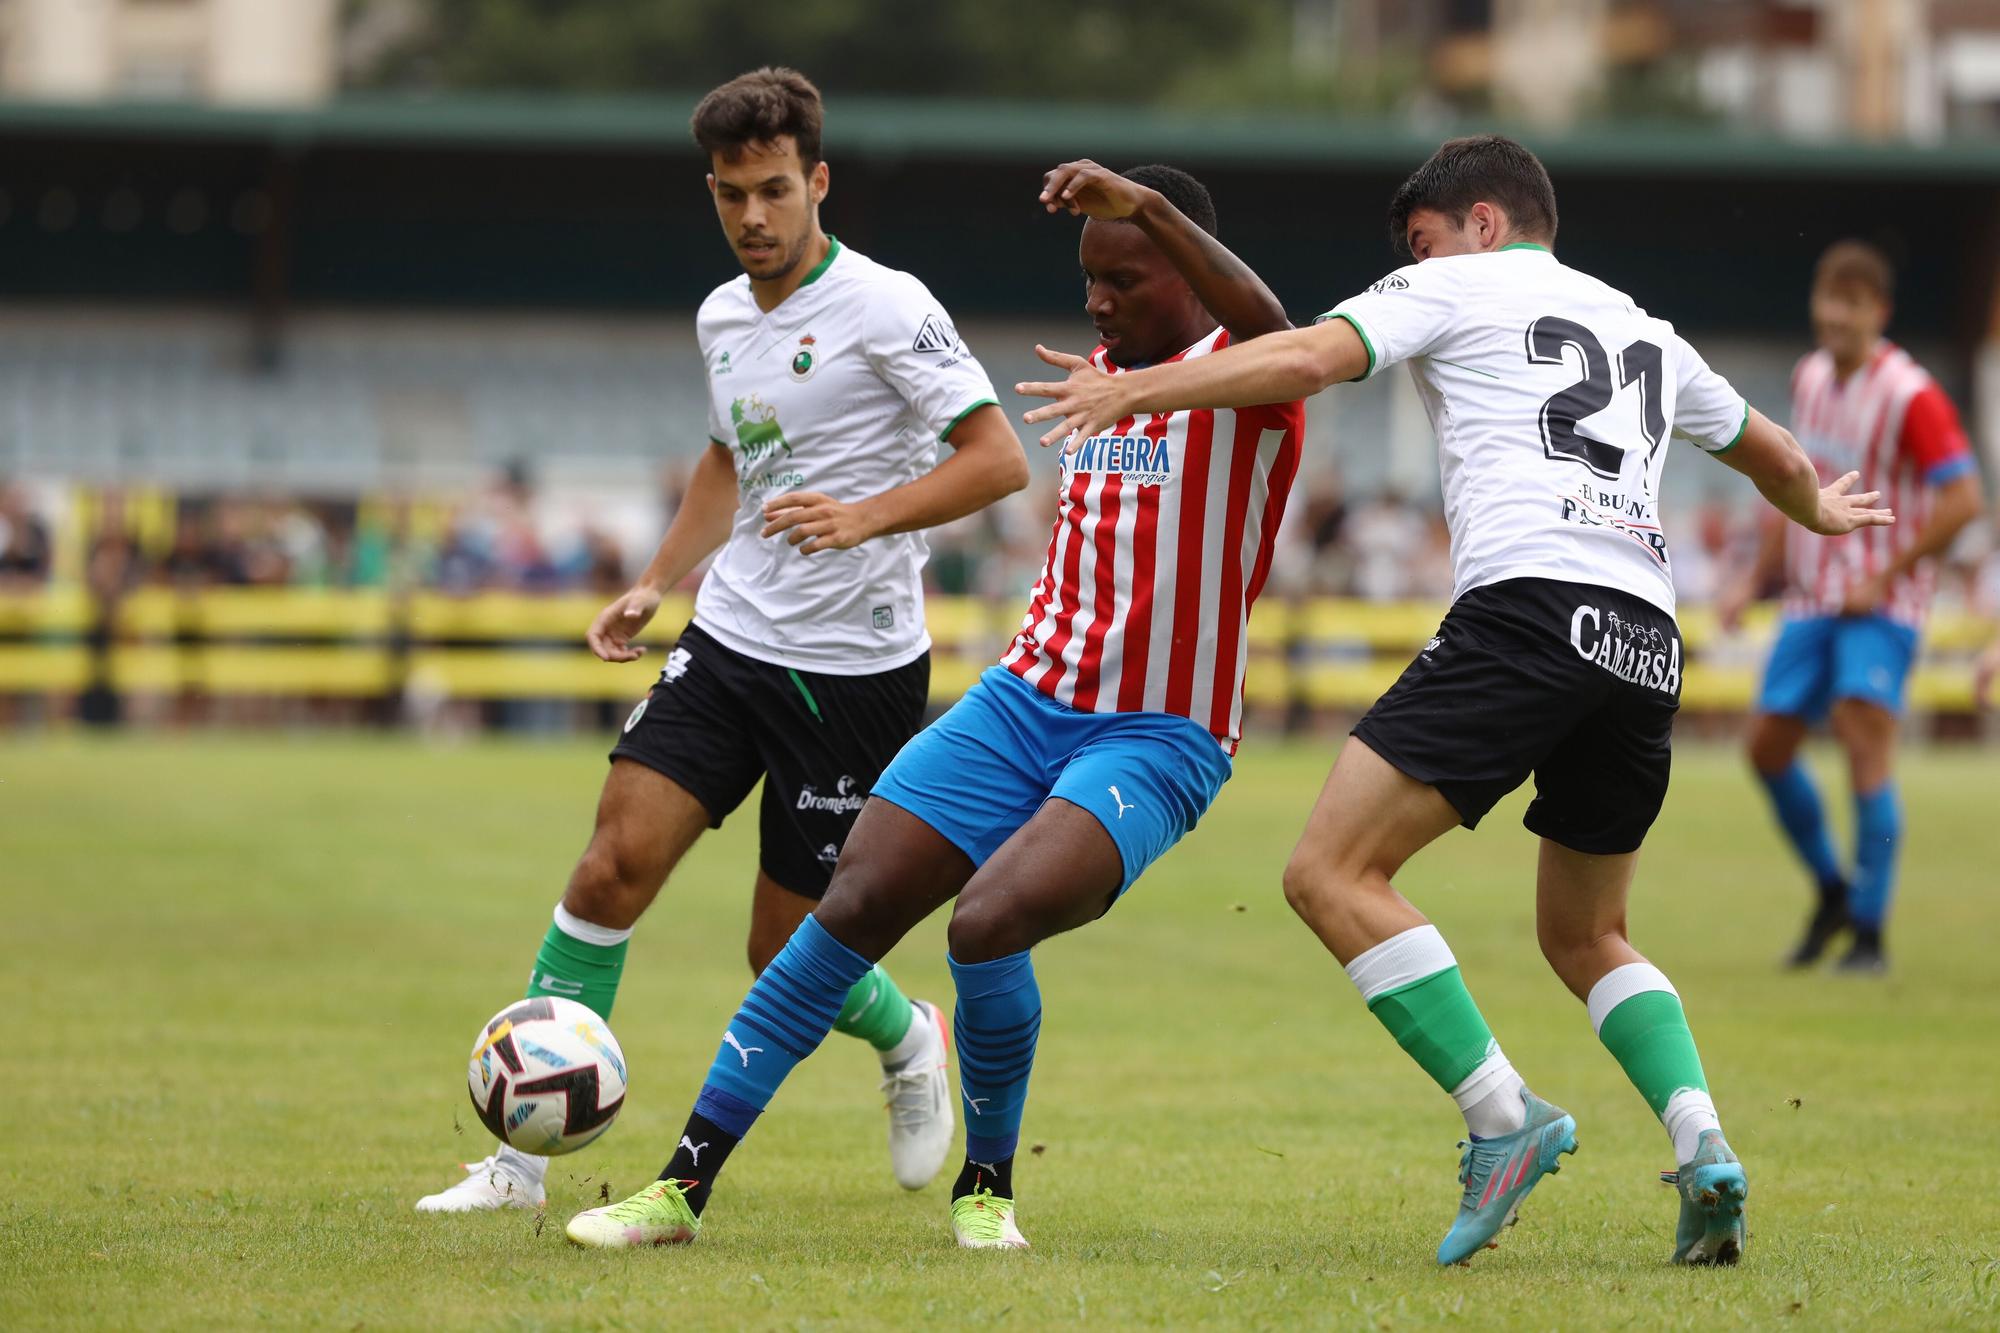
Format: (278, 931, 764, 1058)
(0, 587, 1992, 716)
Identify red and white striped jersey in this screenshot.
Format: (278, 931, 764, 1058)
(1000, 327, 1305, 750)
(1785, 342, 1975, 627)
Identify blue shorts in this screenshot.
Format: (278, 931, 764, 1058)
(1755, 614, 1919, 720)
(872, 666, 1234, 895)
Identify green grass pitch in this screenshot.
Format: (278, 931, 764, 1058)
(3, 734, 1997, 1329)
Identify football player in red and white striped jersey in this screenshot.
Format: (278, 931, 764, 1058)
(574, 161, 1309, 1253)
(1723, 240, 1985, 973)
(1000, 324, 1301, 748)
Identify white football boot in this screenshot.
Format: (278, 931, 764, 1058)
(881, 999, 955, 1190)
(415, 1146, 548, 1212)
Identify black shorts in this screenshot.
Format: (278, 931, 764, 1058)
(1351, 577, 1683, 855)
(609, 622, 930, 897)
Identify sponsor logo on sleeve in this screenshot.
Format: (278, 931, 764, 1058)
(1367, 273, 1410, 295)
(911, 313, 962, 355)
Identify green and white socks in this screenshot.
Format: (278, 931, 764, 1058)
(1345, 925, 1528, 1138)
(527, 904, 633, 1018)
(527, 903, 921, 1062)
(834, 962, 924, 1065)
(1588, 962, 1721, 1164)
(1345, 927, 1726, 1163)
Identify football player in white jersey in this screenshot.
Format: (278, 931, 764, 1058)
(418, 67, 1027, 1213)
(1022, 134, 1893, 1266)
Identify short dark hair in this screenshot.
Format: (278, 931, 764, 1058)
(1386, 134, 1559, 256)
(1119, 164, 1217, 236)
(691, 67, 824, 169)
(1814, 239, 1893, 304)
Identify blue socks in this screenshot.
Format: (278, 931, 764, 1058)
(1758, 762, 1844, 889)
(1759, 761, 1903, 931)
(695, 915, 872, 1133)
(1849, 784, 1901, 929)
(949, 950, 1043, 1167)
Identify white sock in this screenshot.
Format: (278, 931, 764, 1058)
(495, 1143, 548, 1184)
(1343, 924, 1456, 1002)
(553, 902, 633, 947)
(1451, 1040, 1528, 1138)
(878, 1000, 933, 1070)
(1662, 1088, 1722, 1164)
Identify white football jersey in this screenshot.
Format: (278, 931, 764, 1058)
(694, 238, 999, 671)
(1322, 244, 1747, 615)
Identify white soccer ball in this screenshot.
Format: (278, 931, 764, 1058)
(466, 996, 627, 1156)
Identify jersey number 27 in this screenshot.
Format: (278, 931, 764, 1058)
(1526, 316, 1665, 481)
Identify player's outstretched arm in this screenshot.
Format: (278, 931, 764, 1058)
(759, 403, 1028, 554)
(1716, 408, 1894, 537)
(586, 440, 736, 662)
(1039, 159, 1290, 341)
(1017, 318, 1365, 449)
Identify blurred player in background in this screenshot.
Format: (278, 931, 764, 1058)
(1019, 135, 1893, 1266)
(564, 159, 1302, 1251)
(419, 67, 1028, 1212)
(1722, 241, 1984, 974)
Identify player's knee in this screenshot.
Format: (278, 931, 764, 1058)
(1746, 723, 1793, 775)
(1536, 915, 1627, 983)
(1282, 852, 1354, 925)
(562, 839, 650, 930)
(813, 862, 907, 960)
(945, 893, 1033, 964)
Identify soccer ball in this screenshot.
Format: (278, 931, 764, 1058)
(466, 996, 627, 1156)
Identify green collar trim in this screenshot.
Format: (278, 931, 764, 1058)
(1500, 242, 1551, 253)
(798, 234, 841, 288)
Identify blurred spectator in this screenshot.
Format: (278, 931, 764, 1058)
(1347, 490, 1428, 601)
(1670, 502, 1735, 606)
(0, 484, 52, 586)
(1412, 513, 1454, 599)
(579, 527, 627, 595)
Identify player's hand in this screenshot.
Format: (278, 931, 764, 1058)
(1039, 159, 1154, 222)
(761, 491, 879, 554)
(1839, 571, 1892, 617)
(1017, 345, 1129, 450)
(1975, 638, 2000, 709)
(587, 585, 662, 662)
(1810, 471, 1894, 538)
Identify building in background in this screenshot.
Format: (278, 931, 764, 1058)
(0, 0, 337, 104)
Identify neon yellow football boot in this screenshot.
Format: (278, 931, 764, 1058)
(565, 1178, 701, 1249)
(950, 1186, 1028, 1250)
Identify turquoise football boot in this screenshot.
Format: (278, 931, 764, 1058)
(1661, 1129, 1748, 1265)
(1436, 1089, 1578, 1265)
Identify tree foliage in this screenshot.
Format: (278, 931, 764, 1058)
(347, 0, 1318, 107)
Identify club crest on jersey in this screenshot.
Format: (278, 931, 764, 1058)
(1063, 427, 1174, 487)
(789, 334, 817, 382)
